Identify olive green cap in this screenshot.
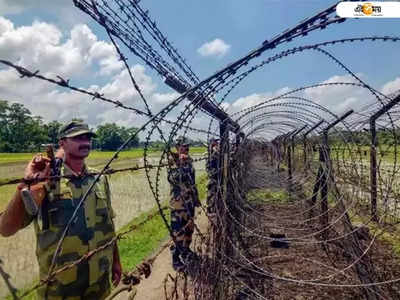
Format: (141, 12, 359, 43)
(58, 120, 97, 139)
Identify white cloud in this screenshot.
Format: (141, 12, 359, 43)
(229, 87, 291, 112)
(0, 64, 164, 127)
(0, 18, 153, 127)
(303, 74, 373, 114)
(100, 65, 156, 101)
(0, 17, 123, 78)
(381, 77, 400, 95)
(197, 38, 231, 58)
(0, 16, 215, 143)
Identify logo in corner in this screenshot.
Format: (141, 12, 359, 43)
(362, 3, 374, 15)
(353, 2, 382, 16)
(338, 1, 400, 18)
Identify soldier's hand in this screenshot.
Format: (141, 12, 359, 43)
(24, 154, 51, 181)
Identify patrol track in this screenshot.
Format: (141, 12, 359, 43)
(1, 0, 400, 299)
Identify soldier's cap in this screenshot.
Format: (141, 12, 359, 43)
(175, 136, 189, 146)
(58, 120, 97, 139)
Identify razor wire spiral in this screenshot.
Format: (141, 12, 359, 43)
(1, 0, 400, 299)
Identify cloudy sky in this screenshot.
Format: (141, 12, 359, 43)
(0, 0, 399, 138)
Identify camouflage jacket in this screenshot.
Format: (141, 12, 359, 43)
(167, 154, 199, 204)
(206, 149, 219, 181)
(27, 163, 116, 299)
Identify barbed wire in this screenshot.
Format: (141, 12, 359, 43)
(0, 59, 217, 137)
(3, 0, 400, 299)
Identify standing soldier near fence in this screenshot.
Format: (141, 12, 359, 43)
(0, 120, 122, 299)
(206, 139, 219, 215)
(167, 136, 200, 272)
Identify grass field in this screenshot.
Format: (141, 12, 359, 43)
(0, 147, 206, 164)
(0, 149, 206, 299)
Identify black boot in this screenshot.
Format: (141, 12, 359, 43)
(170, 245, 185, 272)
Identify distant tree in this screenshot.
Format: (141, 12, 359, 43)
(148, 140, 166, 150)
(0, 100, 141, 152)
(28, 116, 48, 151)
(0, 100, 10, 151)
(121, 127, 140, 148)
(0, 101, 49, 152)
(95, 123, 139, 151)
(44, 120, 63, 145)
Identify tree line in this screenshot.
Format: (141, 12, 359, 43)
(0, 100, 140, 152)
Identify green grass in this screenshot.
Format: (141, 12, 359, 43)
(0, 147, 206, 165)
(118, 205, 171, 270)
(5, 286, 37, 300)
(0, 149, 146, 165)
(0, 184, 17, 211)
(351, 208, 400, 258)
(247, 188, 289, 204)
(118, 172, 207, 270)
(380, 231, 400, 257)
(0, 153, 37, 163)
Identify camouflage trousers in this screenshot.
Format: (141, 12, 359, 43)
(170, 197, 195, 270)
(36, 263, 111, 300)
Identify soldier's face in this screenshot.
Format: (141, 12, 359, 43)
(177, 145, 189, 155)
(60, 134, 92, 159)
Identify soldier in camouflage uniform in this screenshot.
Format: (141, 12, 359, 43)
(0, 121, 122, 299)
(206, 139, 219, 214)
(167, 136, 200, 271)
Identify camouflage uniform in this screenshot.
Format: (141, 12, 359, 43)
(206, 144, 219, 214)
(167, 153, 199, 270)
(25, 163, 116, 300)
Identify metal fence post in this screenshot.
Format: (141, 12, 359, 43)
(369, 94, 400, 221)
(320, 110, 353, 234)
(303, 120, 324, 168)
(291, 125, 307, 173)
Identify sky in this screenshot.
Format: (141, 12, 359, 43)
(0, 0, 399, 138)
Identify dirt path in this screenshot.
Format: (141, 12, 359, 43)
(115, 209, 209, 300)
(262, 202, 364, 299)
(244, 156, 399, 299)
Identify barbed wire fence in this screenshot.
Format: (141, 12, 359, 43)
(1, 0, 400, 299)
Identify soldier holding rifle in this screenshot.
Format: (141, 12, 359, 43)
(0, 120, 121, 300)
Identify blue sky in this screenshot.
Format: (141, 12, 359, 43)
(0, 0, 399, 133)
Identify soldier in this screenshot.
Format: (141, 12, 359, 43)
(0, 120, 121, 299)
(167, 136, 200, 271)
(206, 139, 219, 214)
